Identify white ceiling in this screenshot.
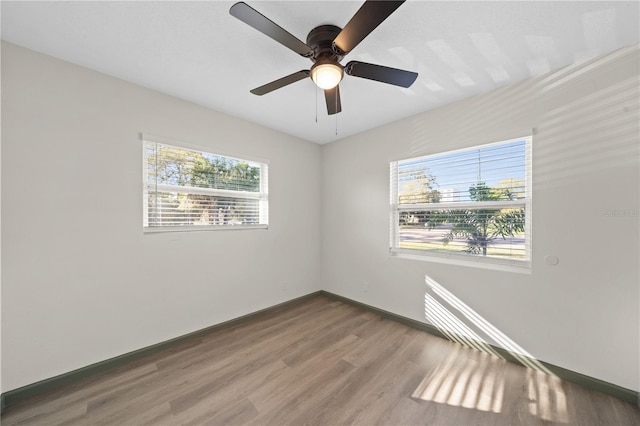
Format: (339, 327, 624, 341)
(2, 1, 639, 144)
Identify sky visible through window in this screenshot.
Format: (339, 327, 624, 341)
(398, 139, 527, 202)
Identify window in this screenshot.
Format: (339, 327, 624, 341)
(143, 137, 268, 230)
(390, 137, 531, 265)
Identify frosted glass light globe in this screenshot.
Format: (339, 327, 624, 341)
(311, 63, 343, 89)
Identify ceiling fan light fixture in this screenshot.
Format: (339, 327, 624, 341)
(230, 2, 418, 115)
(311, 63, 343, 89)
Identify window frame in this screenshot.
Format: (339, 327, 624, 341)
(390, 136, 532, 270)
(142, 134, 269, 233)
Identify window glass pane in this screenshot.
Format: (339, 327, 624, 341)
(398, 139, 526, 204)
(146, 142, 262, 192)
(391, 137, 530, 262)
(397, 208, 526, 259)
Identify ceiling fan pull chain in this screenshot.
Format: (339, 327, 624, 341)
(335, 92, 339, 135)
(315, 86, 318, 123)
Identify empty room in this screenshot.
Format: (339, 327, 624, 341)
(1, 1, 639, 424)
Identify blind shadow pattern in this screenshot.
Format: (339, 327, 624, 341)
(416, 276, 568, 422)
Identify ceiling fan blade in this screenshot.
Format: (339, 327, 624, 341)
(230, 2, 314, 57)
(250, 70, 310, 95)
(345, 61, 417, 88)
(332, 0, 405, 55)
(324, 86, 342, 115)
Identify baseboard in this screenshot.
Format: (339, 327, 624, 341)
(3, 289, 638, 413)
(319, 290, 640, 407)
(0, 291, 322, 413)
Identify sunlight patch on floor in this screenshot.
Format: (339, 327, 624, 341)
(527, 369, 569, 423)
(412, 346, 505, 413)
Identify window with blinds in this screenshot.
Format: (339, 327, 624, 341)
(390, 137, 531, 264)
(143, 137, 268, 230)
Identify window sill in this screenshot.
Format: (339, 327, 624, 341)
(390, 248, 531, 274)
(144, 224, 268, 233)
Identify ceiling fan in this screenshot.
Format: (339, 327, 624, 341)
(229, 1, 418, 115)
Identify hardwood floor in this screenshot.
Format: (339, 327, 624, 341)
(3, 295, 639, 425)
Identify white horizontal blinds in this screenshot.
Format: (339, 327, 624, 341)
(397, 139, 527, 206)
(391, 138, 530, 261)
(147, 192, 262, 227)
(389, 163, 400, 249)
(145, 140, 268, 228)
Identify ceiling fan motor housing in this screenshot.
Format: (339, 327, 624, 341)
(306, 25, 344, 65)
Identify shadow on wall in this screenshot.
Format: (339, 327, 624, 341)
(534, 46, 639, 189)
(413, 275, 568, 422)
(408, 44, 639, 190)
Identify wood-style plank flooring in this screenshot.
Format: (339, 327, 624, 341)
(3, 295, 640, 425)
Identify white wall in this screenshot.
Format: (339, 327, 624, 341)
(0, 40, 3, 397)
(1, 42, 322, 392)
(321, 44, 640, 391)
